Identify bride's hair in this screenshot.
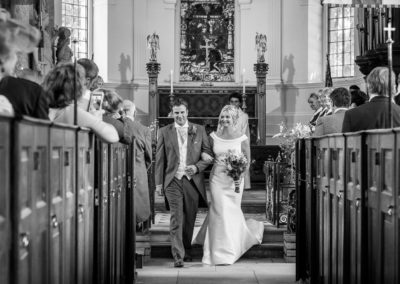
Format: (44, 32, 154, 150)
(218, 105, 239, 127)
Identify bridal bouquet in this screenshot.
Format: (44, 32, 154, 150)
(219, 150, 249, 193)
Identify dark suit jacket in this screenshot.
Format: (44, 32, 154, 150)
(125, 119, 152, 222)
(342, 96, 400, 133)
(102, 113, 131, 144)
(155, 122, 212, 209)
(0, 76, 49, 119)
(314, 109, 346, 136)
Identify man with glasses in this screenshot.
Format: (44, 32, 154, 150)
(228, 92, 251, 189)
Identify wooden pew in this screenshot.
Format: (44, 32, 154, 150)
(296, 138, 319, 283)
(365, 129, 397, 284)
(295, 139, 306, 280)
(13, 117, 52, 284)
(76, 129, 95, 284)
(0, 116, 137, 284)
(314, 135, 330, 284)
(344, 132, 366, 284)
(298, 128, 400, 284)
(94, 140, 110, 284)
(328, 134, 346, 284)
(49, 122, 78, 284)
(0, 116, 12, 284)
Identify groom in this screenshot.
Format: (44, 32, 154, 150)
(155, 98, 212, 267)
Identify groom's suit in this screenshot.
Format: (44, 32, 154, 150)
(155, 122, 212, 262)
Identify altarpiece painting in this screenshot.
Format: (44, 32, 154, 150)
(180, 0, 235, 82)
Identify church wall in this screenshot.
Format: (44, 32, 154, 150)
(93, 0, 151, 124)
(92, 0, 366, 136)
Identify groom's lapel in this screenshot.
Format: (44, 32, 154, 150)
(169, 124, 180, 156)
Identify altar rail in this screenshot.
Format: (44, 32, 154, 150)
(296, 129, 400, 284)
(0, 115, 136, 284)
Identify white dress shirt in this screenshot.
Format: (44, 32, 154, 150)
(174, 121, 190, 180)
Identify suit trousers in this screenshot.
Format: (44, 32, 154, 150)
(165, 176, 199, 261)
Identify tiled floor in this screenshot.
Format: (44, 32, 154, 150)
(136, 258, 296, 284)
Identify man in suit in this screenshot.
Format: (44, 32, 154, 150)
(342, 66, 400, 132)
(155, 98, 212, 267)
(122, 100, 152, 223)
(314, 87, 350, 136)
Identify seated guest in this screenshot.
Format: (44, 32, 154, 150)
(77, 58, 99, 111)
(349, 84, 360, 92)
(100, 88, 131, 143)
(0, 9, 48, 119)
(308, 92, 323, 127)
(123, 99, 152, 222)
(44, 63, 119, 143)
(350, 89, 368, 108)
(318, 87, 334, 116)
(314, 87, 350, 136)
(342, 66, 400, 132)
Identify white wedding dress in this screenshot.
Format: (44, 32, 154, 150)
(193, 132, 264, 265)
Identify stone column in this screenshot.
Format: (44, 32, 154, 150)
(254, 62, 269, 145)
(146, 62, 161, 124)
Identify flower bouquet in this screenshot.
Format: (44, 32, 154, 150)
(219, 150, 249, 193)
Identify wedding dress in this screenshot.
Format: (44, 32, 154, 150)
(193, 132, 264, 265)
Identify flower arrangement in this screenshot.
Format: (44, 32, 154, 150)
(219, 150, 249, 193)
(273, 122, 312, 159)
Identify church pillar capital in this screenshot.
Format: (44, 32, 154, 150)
(146, 62, 161, 78)
(254, 63, 269, 78)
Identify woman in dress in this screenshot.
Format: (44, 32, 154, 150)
(44, 63, 119, 143)
(193, 105, 264, 265)
(0, 8, 48, 119)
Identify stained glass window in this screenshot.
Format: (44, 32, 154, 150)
(180, 0, 235, 82)
(61, 0, 88, 59)
(328, 6, 355, 78)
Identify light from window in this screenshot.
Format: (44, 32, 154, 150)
(328, 6, 354, 78)
(61, 0, 88, 59)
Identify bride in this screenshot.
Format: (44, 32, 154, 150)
(193, 105, 264, 265)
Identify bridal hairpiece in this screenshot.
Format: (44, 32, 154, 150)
(218, 105, 239, 126)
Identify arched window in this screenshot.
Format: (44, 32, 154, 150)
(328, 6, 355, 78)
(61, 0, 89, 59)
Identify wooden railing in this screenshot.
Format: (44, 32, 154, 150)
(296, 129, 400, 284)
(0, 115, 136, 284)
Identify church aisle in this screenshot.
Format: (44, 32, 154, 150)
(136, 258, 296, 284)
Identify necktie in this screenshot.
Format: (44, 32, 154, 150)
(177, 127, 186, 144)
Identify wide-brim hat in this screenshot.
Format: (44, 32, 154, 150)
(0, 8, 40, 53)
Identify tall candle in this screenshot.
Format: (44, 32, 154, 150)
(242, 68, 246, 94)
(170, 70, 173, 93)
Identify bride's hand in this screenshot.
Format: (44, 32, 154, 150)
(201, 152, 213, 162)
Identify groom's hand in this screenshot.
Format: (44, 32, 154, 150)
(185, 165, 198, 176)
